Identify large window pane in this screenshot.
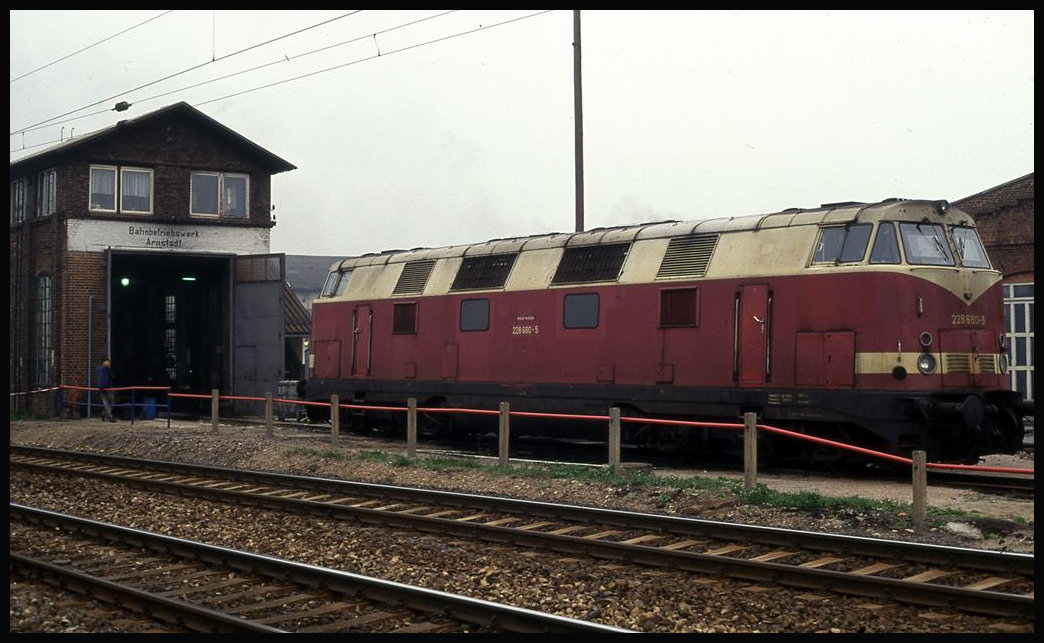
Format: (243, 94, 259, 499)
(121, 168, 152, 213)
(191, 173, 220, 215)
(89, 167, 116, 211)
(223, 175, 248, 218)
(899, 223, 955, 266)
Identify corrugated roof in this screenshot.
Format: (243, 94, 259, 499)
(284, 281, 311, 336)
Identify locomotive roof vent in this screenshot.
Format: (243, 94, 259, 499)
(656, 234, 719, 279)
(551, 243, 630, 285)
(450, 253, 518, 291)
(393, 260, 436, 295)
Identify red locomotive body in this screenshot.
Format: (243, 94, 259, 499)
(307, 199, 1027, 463)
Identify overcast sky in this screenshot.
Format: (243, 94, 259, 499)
(10, 10, 1035, 258)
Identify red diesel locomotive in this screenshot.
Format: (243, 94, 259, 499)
(305, 198, 1028, 464)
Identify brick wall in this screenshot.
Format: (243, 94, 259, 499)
(954, 173, 1034, 282)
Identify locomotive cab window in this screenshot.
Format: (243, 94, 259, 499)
(564, 293, 599, 329)
(950, 226, 991, 269)
(320, 270, 352, 298)
(393, 302, 418, 334)
(660, 287, 699, 327)
(460, 298, 490, 331)
(812, 224, 872, 264)
(899, 222, 955, 266)
(869, 222, 901, 264)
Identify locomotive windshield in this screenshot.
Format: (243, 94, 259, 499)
(899, 222, 955, 266)
(950, 226, 991, 268)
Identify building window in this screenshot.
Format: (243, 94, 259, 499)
(393, 302, 418, 334)
(34, 274, 53, 387)
(191, 172, 249, 218)
(1005, 283, 1034, 402)
(90, 166, 117, 211)
(460, 298, 490, 331)
(660, 287, 699, 327)
(563, 293, 599, 329)
(90, 165, 153, 214)
(10, 177, 27, 225)
(37, 168, 57, 218)
(120, 167, 153, 213)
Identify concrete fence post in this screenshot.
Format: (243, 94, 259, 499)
(912, 450, 927, 525)
(608, 407, 621, 475)
(265, 392, 274, 439)
(498, 402, 511, 467)
(407, 397, 418, 459)
(211, 389, 220, 433)
(330, 394, 340, 447)
(743, 412, 758, 492)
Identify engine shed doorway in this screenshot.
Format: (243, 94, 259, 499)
(109, 252, 231, 396)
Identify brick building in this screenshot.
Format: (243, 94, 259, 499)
(10, 102, 296, 416)
(954, 172, 1034, 402)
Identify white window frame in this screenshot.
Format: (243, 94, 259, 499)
(10, 177, 28, 225)
(119, 166, 154, 214)
(89, 165, 118, 212)
(37, 168, 57, 218)
(1005, 283, 1034, 402)
(190, 171, 250, 219)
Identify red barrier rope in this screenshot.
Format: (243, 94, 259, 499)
(46, 384, 1033, 476)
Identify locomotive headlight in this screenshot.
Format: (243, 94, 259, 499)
(919, 332, 933, 349)
(917, 353, 937, 375)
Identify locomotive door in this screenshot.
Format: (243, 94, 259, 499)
(350, 305, 373, 377)
(737, 285, 771, 385)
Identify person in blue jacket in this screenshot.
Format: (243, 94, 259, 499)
(96, 359, 117, 422)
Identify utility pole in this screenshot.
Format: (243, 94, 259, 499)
(573, 10, 585, 233)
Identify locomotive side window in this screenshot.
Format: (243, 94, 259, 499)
(812, 224, 871, 264)
(393, 302, 418, 334)
(899, 223, 955, 266)
(460, 298, 490, 331)
(869, 222, 901, 264)
(660, 287, 699, 327)
(950, 226, 991, 268)
(563, 293, 599, 329)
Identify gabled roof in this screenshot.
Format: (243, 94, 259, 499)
(10, 101, 296, 174)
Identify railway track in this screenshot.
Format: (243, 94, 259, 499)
(11, 445, 1034, 620)
(11, 504, 631, 634)
(183, 414, 1037, 494)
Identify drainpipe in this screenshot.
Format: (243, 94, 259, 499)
(87, 294, 94, 418)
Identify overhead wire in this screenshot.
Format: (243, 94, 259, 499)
(9, 11, 175, 84)
(10, 10, 364, 137)
(10, 10, 554, 155)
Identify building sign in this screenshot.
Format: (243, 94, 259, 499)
(68, 219, 270, 255)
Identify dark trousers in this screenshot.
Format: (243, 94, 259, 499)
(100, 389, 115, 419)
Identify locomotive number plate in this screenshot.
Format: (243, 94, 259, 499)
(512, 325, 540, 336)
(950, 313, 986, 327)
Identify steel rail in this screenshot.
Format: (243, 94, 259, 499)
(11, 445, 1034, 575)
(10, 503, 634, 634)
(12, 452, 1035, 619)
(10, 552, 286, 633)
